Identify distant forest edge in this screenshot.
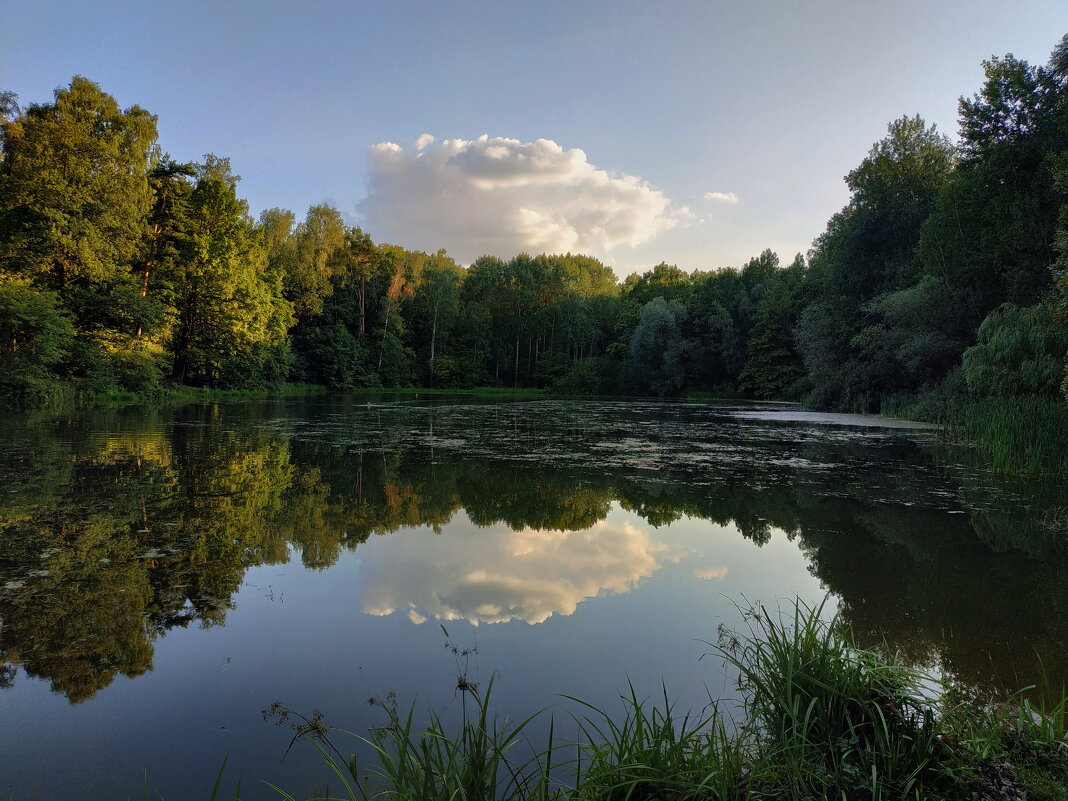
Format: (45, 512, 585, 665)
(2, 38, 1067, 427)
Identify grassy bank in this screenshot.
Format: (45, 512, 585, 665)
(87, 382, 329, 406)
(72, 383, 546, 408)
(243, 601, 1067, 801)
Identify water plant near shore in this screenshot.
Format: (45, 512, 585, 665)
(940, 397, 1068, 477)
(252, 600, 1068, 801)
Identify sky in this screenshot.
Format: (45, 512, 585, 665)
(3, 0, 1067, 278)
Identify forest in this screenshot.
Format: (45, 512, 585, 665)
(2, 38, 1068, 417)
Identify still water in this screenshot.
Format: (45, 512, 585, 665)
(0, 396, 1065, 799)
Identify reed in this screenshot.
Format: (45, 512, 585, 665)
(941, 396, 1068, 476)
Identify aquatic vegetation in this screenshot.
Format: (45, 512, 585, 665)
(258, 600, 1068, 801)
(942, 397, 1068, 477)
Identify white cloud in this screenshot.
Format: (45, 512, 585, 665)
(703, 191, 739, 204)
(358, 134, 687, 263)
(693, 567, 728, 580)
(360, 517, 674, 625)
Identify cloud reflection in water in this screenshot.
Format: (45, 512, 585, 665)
(361, 515, 675, 625)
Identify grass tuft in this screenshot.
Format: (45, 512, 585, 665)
(261, 598, 1068, 801)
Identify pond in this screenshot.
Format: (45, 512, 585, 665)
(0, 396, 1065, 799)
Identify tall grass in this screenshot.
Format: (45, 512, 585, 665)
(567, 685, 749, 801)
(254, 599, 1068, 801)
(941, 396, 1068, 476)
(261, 679, 558, 801)
(356, 681, 557, 801)
(717, 600, 949, 800)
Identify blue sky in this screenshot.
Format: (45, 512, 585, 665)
(4, 1, 1067, 276)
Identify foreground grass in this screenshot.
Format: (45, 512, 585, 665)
(250, 601, 1068, 801)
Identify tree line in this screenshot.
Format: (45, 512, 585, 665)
(2, 35, 1067, 411)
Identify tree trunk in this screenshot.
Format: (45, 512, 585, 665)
(359, 275, 366, 334)
(430, 319, 438, 386)
(142, 226, 160, 296)
(171, 292, 197, 383)
(377, 303, 392, 372)
(429, 298, 439, 386)
(137, 225, 162, 338)
(514, 332, 520, 388)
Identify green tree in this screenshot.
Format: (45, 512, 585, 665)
(259, 207, 298, 293)
(170, 156, 293, 386)
(1051, 116, 1068, 397)
(629, 296, 689, 396)
(622, 262, 692, 307)
(286, 204, 347, 320)
(374, 246, 417, 377)
(813, 115, 955, 303)
(300, 318, 375, 389)
(141, 157, 195, 305)
(341, 227, 378, 336)
(0, 278, 75, 404)
(408, 251, 463, 385)
(290, 226, 383, 387)
(0, 89, 18, 124)
(917, 45, 1067, 315)
(0, 76, 157, 289)
(855, 275, 974, 401)
(687, 269, 747, 388)
(798, 116, 956, 410)
(739, 255, 807, 398)
(962, 301, 1068, 397)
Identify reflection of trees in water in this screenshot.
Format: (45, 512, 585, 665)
(0, 409, 297, 702)
(0, 402, 1065, 702)
(799, 505, 1068, 690)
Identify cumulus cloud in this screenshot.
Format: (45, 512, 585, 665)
(703, 191, 739, 204)
(693, 567, 728, 580)
(360, 517, 674, 625)
(358, 135, 688, 263)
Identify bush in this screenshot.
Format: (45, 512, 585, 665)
(0, 278, 76, 406)
(553, 356, 614, 395)
(962, 301, 1068, 398)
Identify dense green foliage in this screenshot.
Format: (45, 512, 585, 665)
(3, 39, 1068, 423)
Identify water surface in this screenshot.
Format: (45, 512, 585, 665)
(0, 397, 1065, 799)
